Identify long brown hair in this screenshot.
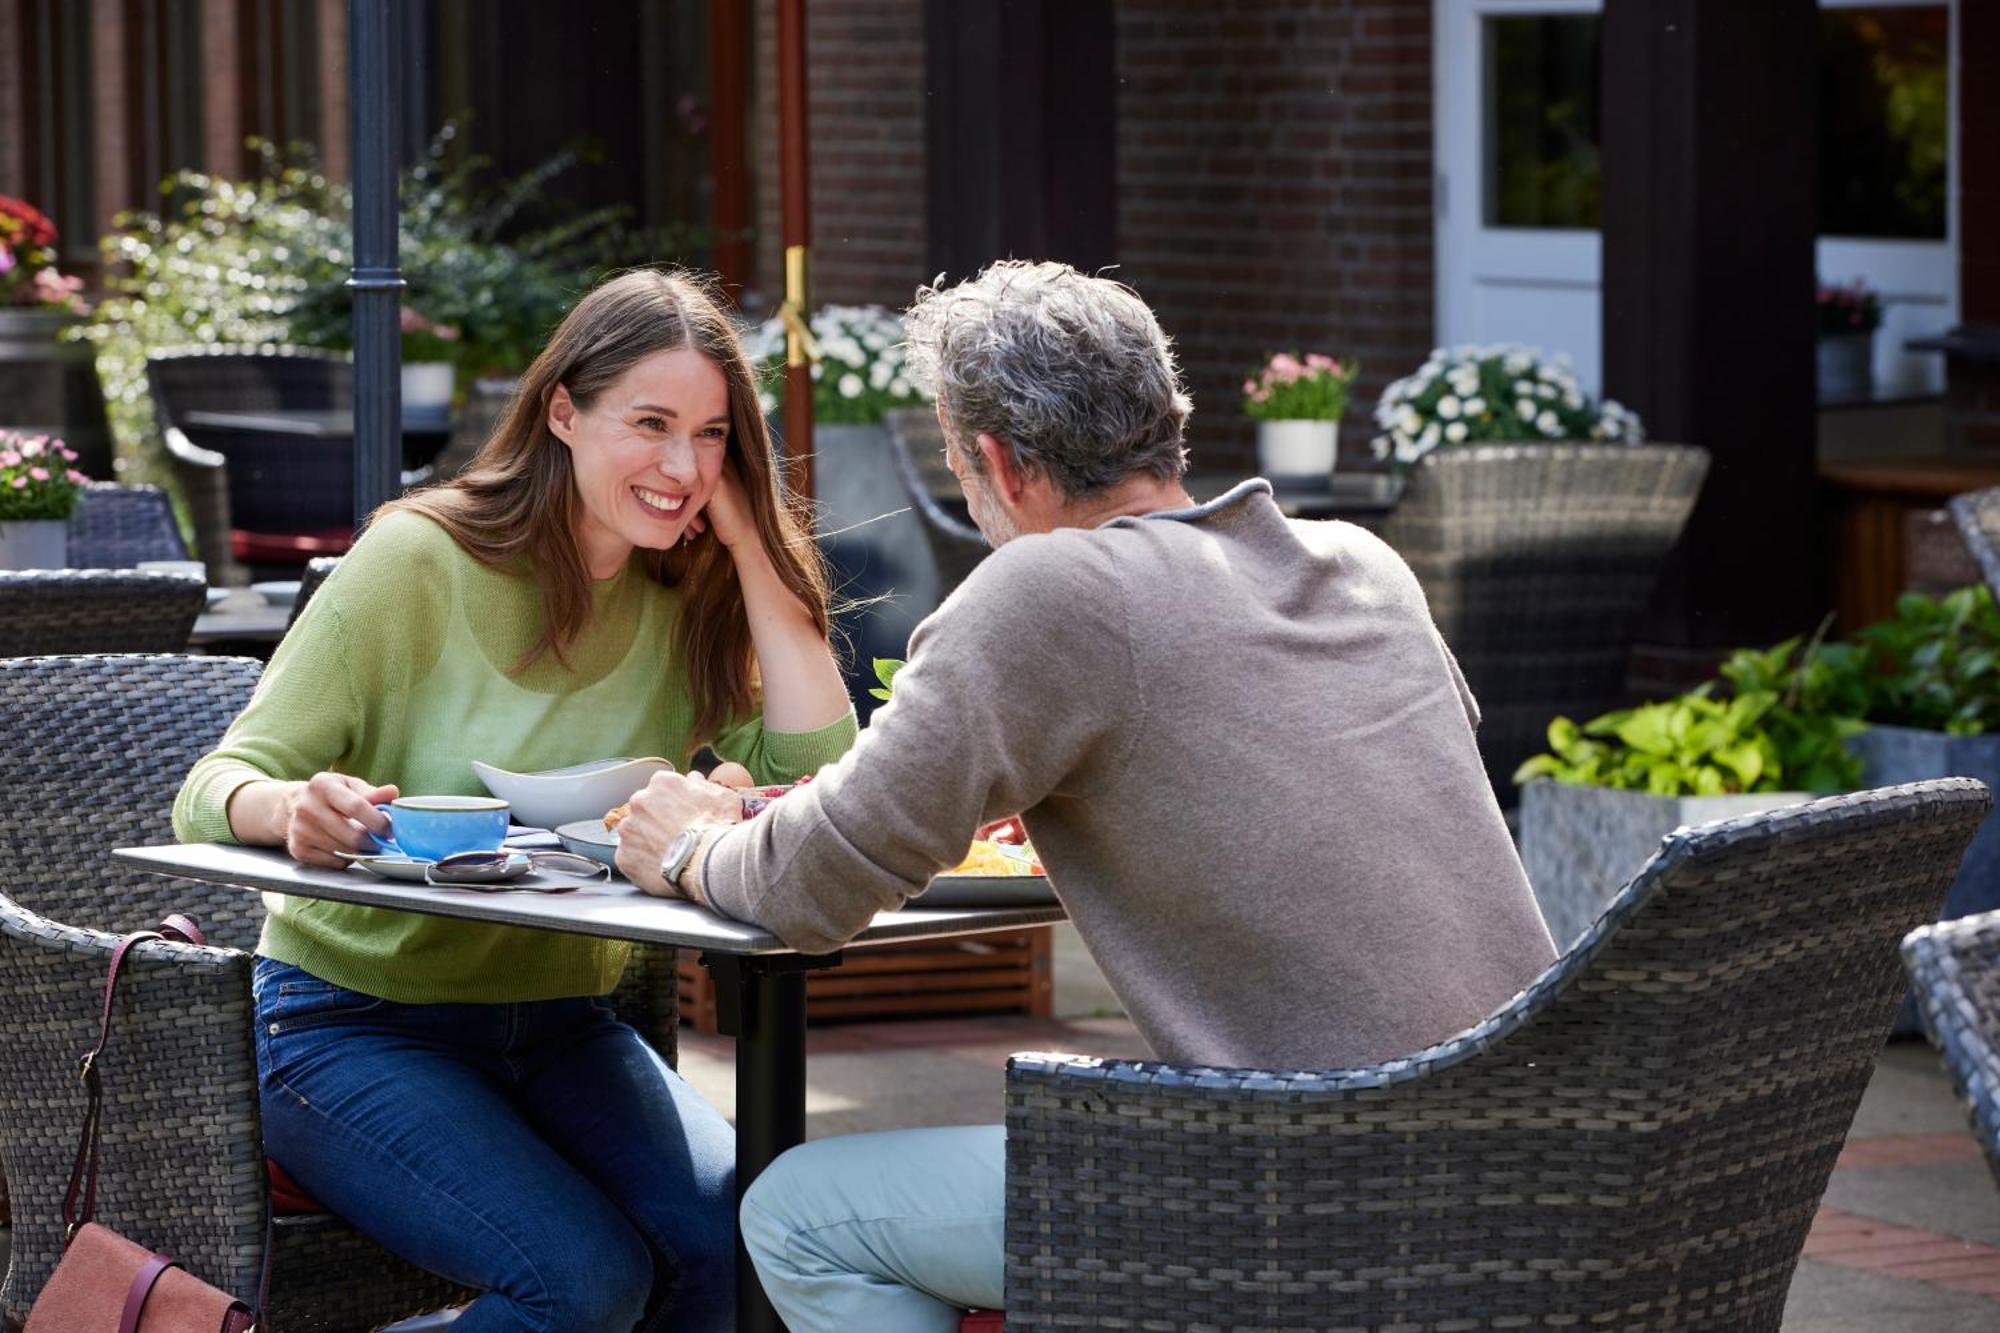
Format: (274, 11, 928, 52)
(385, 268, 831, 746)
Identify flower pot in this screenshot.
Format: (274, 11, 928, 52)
(1816, 330, 1874, 401)
(1256, 420, 1339, 481)
(401, 362, 456, 428)
(1519, 779, 1812, 951)
(0, 308, 113, 479)
(0, 518, 69, 570)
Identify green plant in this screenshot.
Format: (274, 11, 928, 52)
(746, 305, 929, 426)
(866, 657, 903, 702)
(399, 306, 462, 365)
(1846, 586, 2000, 735)
(1514, 633, 1865, 797)
(1370, 344, 1644, 471)
(0, 430, 87, 521)
(1241, 352, 1356, 422)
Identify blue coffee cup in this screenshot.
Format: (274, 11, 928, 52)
(368, 795, 511, 862)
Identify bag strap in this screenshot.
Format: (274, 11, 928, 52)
(120, 1252, 177, 1333)
(62, 916, 208, 1238)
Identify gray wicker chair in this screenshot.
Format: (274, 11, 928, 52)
(1902, 907, 2000, 1188)
(884, 407, 988, 597)
(1000, 779, 1987, 1331)
(1949, 487, 2000, 595)
(0, 570, 205, 655)
(286, 555, 342, 631)
(0, 654, 466, 1328)
(1379, 443, 1710, 799)
(67, 483, 190, 567)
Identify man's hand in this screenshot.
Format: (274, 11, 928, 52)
(615, 770, 744, 897)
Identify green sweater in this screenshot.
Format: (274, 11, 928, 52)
(173, 510, 857, 1004)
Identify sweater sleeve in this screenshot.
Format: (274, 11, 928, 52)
(708, 706, 860, 786)
(700, 532, 1136, 954)
(170, 514, 447, 844)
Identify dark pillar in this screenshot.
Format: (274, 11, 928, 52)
(1602, 1, 1819, 651)
(924, 0, 1116, 283)
(348, 0, 403, 527)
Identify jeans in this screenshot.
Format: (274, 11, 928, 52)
(739, 1125, 1005, 1332)
(253, 957, 735, 1333)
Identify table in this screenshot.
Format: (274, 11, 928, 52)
(115, 841, 1065, 1332)
(189, 586, 294, 647)
(1183, 468, 1403, 522)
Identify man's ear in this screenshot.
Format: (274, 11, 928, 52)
(548, 385, 578, 445)
(976, 433, 1029, 504)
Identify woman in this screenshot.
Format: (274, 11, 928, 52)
(173, 270, 857, 1331)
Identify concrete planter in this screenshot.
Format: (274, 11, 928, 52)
(1849, 725, 2000, 924)
(0, 518, 68, 570)
(1519, 780, 1813, 950)
(1816, 330, 1874, 400)
(1255, 419, 1339, 480)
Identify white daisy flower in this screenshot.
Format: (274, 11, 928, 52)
(1537, 410, 1560, 434)
(838, 373, 864, 399)
(1437, 395, 1461, 419)
(1445, 421, 1468, 443)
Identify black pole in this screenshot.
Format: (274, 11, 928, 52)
(348, 0, 404, 529)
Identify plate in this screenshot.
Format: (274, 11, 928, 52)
(555, 819, 621, 869)
(204, 587, 230, 610)
(337, 851, 534, 884)
(908, 876, 1059, 910)
(251, 580, 302, 607)
(473, 757, 674, 831)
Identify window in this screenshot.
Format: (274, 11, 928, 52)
(1483, 15, 1602, 230)
(1819, 6, 1948, 239)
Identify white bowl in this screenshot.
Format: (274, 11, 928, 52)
(470, 757, 674, 832)
(251, 580, 302, 607)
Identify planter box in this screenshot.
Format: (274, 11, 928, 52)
(674, 928, 1053, 1033)
(1519, 781, 1813, 950)
(1849, 726, 2000, 924)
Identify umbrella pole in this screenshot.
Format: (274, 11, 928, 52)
(777, 0, 813, 502)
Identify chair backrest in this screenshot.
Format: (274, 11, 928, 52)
(0, 570, 206, 655)
(287, 555, 342, 629)
(884, 407, 988, 596)
(1005, 779, 1989, 1330)
(144, 346, 352, 428)
(0, 654, 267, 949)
(1949, 487, 2000, 600)
(0, 898, 265, 1318)
(1379, 442, 1709, 796)
(66, 482, 190, 567)
(1903, 907, 2000, 1187)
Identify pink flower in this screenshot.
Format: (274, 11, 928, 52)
(0, 451, 18, 468)
(0, 245, 13, 276)
(27, 466, 48, 482)
(9, 476, 26, 490)
(66, 469, 87, 484)
(57, 444, 76, 461)
(19, 437, 42, 458)
(1242, 379, 1258, 395)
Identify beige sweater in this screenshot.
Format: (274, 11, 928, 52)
(704, 481, 1556, 1070)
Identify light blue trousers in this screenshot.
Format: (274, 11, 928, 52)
(739, 1124, 1005, 1332)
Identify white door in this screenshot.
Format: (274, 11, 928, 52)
(1434, 0, 1958, 399)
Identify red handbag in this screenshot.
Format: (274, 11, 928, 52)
(25, 916, 263, 1333)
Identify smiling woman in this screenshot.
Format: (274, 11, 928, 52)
(168, 268, 857, 1332)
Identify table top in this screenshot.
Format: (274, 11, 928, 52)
(114, 842, 1066, 956)
(184, 409, 452, 439)
(190, 586, 293, 645)
(1182, 469, 1403, 518)
(1819, 454, 2000, 501)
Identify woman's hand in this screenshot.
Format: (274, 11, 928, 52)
(685, 463, 758, 553)
(234, 773, 399, 868)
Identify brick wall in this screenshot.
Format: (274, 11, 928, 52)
(752, 0, 928, 313)
(1116, 0, 1436, 471)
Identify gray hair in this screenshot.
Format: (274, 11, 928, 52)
(903, 261, 1191, 498)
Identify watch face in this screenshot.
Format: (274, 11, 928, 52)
(664, 829, 700, 883)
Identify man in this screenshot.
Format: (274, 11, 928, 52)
(615, 260, 1556, 1329)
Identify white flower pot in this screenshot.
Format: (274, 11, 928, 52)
(1256, 420, 1339, 481)
(0, 518, 68, 570)
(401, 362, 456, 417)
(1816, 331, 1874, 401)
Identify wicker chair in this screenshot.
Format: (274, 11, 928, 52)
(0, 654, 467, 1328)
(67, 483, 190, 567)
(1379, 443, 1710, 799)
(286, 555, 342, 631)
(999, 779, 1988, 1331)
(0, 570, 205, 655)
(884, 408, 988, 597)
(1902, 907, 2000, 1188)
(1950, 487, 2000, 595)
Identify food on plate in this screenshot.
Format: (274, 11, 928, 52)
(602, 774, 814, 830)
(945, 839, 1042, 877)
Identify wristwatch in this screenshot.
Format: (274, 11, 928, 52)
(661, 827, 705, 891)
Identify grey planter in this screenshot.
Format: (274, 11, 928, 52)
(1519, 780, 1812, 950)
(1850, 726, 2000, 924)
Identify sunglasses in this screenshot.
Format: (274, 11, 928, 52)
(423, 849, 613, 890)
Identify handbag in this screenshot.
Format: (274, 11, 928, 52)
(25, 914, 265, 1333)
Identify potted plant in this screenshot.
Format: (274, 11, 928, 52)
(398, 306, 461, 424)
(1368, 345, 1708, 797)
(0, 196, 111, 478)
(1816, 276, 1882, 401)
(1515, 634, 1865, 948)
(1241, 352, 1356, 481)
(0, 430, 89, 569)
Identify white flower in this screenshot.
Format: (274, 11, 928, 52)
(1538, 383, 1557, 398)
(1420, 423, 1441, 448)
(838, 373, 864, 399)
(1563, 390, 1582, 410)
(1515, 398, 1536, 420)
(1536, 410, 1560, 435)
(1445, 421, 1468, 443)
(810, 362, 824, 381)
(889, 376, 912, 398)
(1464, 396, 1486, 416)
(869, 363, 891, 390)
(1437, 395, 1461, 419)
(1397, 406, 1422, 434)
